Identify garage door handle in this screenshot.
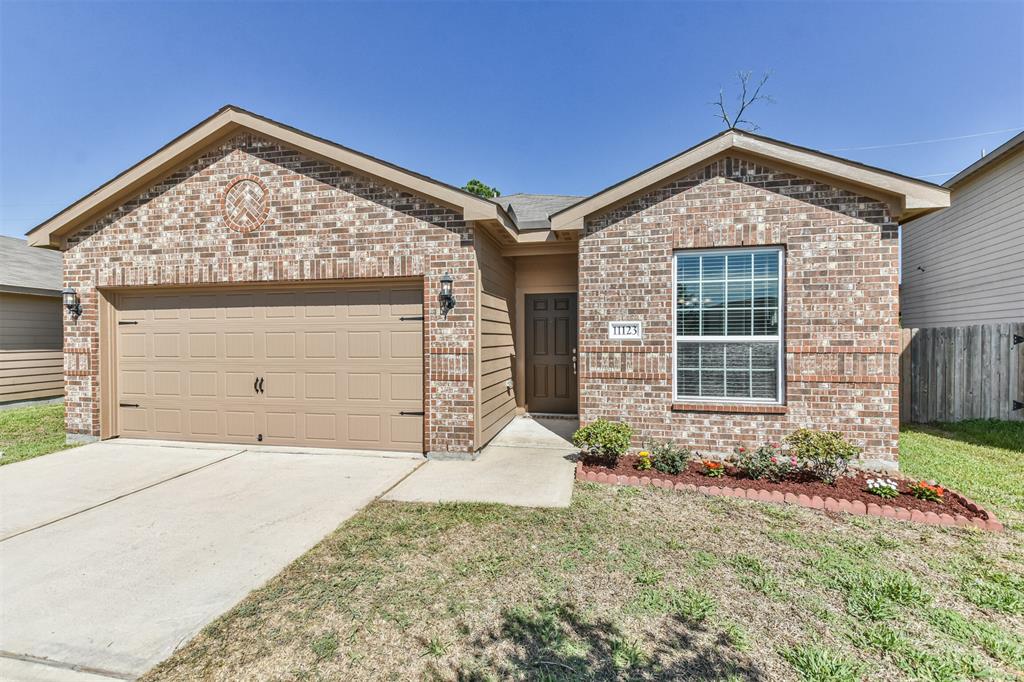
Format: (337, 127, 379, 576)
(119, 402, 139, 408)
(258, 377, 264, 394)
(399, 411, 424, 416)
(254, 378, 259, 394)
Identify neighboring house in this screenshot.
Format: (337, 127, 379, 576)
(900, 131, 1024, 422)
(0, 236, 64, 404)
(27, 106, 949, 468)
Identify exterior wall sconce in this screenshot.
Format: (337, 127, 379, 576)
(439, 272, 456, 318)
(61, 287, 82, 319)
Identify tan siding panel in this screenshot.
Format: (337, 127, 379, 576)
(0, 293, 63, 351)
(0, 349, 64, 402)
(475, 232, 516, 446)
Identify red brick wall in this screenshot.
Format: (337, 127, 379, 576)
(579, 155, 901, 466)
(62, 133, 477, 455)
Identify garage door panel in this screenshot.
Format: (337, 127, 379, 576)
(224, 411, 257, 438)
(225, 372, 258, 399)
(152, 371, 182, 397)
(189, 410, 220, 436)
(114, 282, 423, 452)
(304, 331, 337, 359)
(264, 372, 296, 399)
(188, 333, 217, 359)
(304, 373, 337, 400)
(189, 371, 218, 398)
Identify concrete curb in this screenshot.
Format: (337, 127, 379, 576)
(574, 462, 1003, 532)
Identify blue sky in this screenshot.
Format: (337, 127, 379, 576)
(1, 1, 1022, 238)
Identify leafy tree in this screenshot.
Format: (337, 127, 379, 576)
(462, 179, 500, 198)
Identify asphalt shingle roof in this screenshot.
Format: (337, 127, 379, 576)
(494, 194, 584, 229)
(0, 236, 63, 295)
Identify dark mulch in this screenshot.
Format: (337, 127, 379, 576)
(580, 455, 988, 521)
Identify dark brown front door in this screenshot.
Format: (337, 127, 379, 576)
(525, 293, 578, 414)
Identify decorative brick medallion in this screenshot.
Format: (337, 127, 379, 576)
(222, 175, 269, 233)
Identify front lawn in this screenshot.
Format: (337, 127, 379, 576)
(146, 424, 1024, 682)
(0, 402, 75, 466)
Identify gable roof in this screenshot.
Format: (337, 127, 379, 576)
(494, 194, 584, 229)
(26, 105, 513, 248)
(549, 129, 950, 230)
(944, 130, 1024, 189)
(0, 235, 63, 296)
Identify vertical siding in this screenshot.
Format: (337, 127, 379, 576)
(901, 148, 1024, 328)
(474, 231, 517, 446)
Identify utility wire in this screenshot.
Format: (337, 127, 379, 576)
(829, 126, 1023, 152)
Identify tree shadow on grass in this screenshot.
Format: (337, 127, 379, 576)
(451, 601, 767, 681)
(905, 420, 1024, 454)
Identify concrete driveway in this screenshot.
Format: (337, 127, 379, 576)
(0, 439, 421, 681)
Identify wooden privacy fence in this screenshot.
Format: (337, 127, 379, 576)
(900, 323, 1024, 423)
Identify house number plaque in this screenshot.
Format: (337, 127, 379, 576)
(608, 321, 642, 340)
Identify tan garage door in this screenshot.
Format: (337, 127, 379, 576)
(114, 283, 424, 452)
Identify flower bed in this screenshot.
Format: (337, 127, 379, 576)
(576, 455, 1003, 532)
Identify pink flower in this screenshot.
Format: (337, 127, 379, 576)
(738, 447, 746, 453)
(770, 456, 777, 463)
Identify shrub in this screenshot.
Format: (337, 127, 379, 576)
(572, 418, 634, 465)
(646, 439, 692, 475)
(909, 481, 944, 503)
(733, 442, 797, 482)
(785, 428, 860, 484)
(866, 478, 900, 500)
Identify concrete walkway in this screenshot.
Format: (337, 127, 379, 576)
(384, 416, 578, 508)
(0, 440, 421, 680)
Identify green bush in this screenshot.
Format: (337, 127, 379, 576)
(785, 428, 860, 484)
(733, 442, 796, 482)
(645, 439, 692, 475)
(572, 418, 634, 465)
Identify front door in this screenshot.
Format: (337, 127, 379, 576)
(525, 293, 578, 414)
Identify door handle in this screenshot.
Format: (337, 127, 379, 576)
(572, 348, 577, 376)
(254, 377, 259, 395)
(258, 377, 264, 394)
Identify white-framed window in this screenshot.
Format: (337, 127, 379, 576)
(673, 247, 784, 403)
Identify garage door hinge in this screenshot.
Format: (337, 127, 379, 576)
(399, 315, 425, 321)
(399, 411, 425, 416)
(118, 320, 139, 325)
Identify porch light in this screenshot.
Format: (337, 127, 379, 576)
(439, 272, 456, 318)
(61, 287, 82, 319)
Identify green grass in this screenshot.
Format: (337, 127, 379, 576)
(900, 420, 1024, 528)
(0, 403, 75, 465)
(135, 421, 1024, 681)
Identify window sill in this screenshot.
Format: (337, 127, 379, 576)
(672, 403, 787, 415)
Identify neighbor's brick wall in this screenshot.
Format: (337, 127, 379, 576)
(579, 155, 901, 464)
(63, 133, 477, 454)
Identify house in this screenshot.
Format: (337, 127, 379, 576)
(0, 236, 64, 404)
(26, 106, 949, 468)
(900, 130, 1024, 422)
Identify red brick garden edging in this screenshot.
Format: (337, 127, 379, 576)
(575, 462, 1003, 532)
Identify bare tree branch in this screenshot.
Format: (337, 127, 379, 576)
(709, 71, 774, 131)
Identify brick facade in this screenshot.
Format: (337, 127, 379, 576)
(578, 156, 901, 466)
(63, 133, 477, 455)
